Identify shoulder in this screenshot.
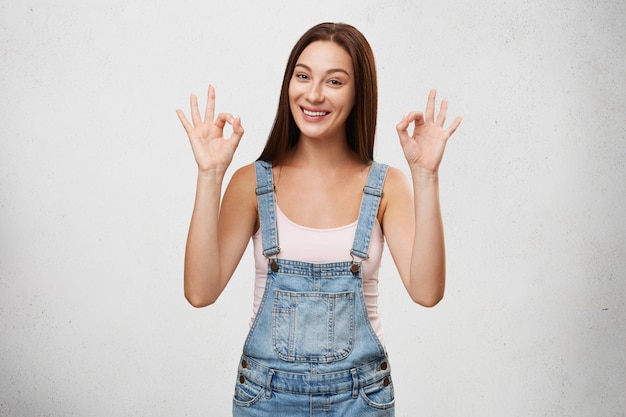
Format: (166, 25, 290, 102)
(227, 163, 257, 190)
(382, 165, 411, 197)
(223, 163, 258, 207)
(222, 163, 259, 230)
(378, 165, 412, 225)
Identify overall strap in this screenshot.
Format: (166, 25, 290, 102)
(350, 162, 389, 260)
(254, 160, 280, 257)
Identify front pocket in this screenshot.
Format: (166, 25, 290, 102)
(233, 374, 264, 407)
(272, 290, 354, 363)
(360, 376, 395, 410)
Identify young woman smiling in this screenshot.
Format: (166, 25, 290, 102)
(176, 22, 461, 417)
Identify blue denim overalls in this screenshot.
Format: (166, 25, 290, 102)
(232, 160, 394, 416)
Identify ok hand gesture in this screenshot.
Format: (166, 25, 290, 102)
(396, 89, 462, 174)
(176, 85, 244, 173)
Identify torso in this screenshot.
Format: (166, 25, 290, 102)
(249, 162, 388, 344)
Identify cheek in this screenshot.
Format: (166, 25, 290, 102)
(333, 86, 355, 112)
(288, 79, 300, 100)
(287, 86, 295, 107)
(347, 87, 356, 109)
(339, 91, 355, 113)
(288, 89, 299, 111)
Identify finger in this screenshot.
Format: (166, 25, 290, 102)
(446, 116, 463, 137)
(204, 85, 215, 123)
(395, 114, 409, 131)
(403, 111, 424, 137)
(436, 99, 448, 126)
(396, 115, 409, 140)
(190, 94, 202, 126)
(228, 116, 245, 147)
(404, 111, 424, 126)
(214, 112, 235, 129)
(395, 114, 411, 145)
(176, 109, 194, 135)
(425, 89, 436, 123)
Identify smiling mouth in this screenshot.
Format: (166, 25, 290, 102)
(302, 108, 329, 117)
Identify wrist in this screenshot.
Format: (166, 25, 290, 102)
(409, 165, 439, 181)
(197, 168, 226, 184)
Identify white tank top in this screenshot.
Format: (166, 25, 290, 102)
(251, 204, 386, 344)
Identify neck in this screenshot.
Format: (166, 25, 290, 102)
(286, 133, 358, 169)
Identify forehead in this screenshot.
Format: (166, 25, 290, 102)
(296, 41, 353, 74)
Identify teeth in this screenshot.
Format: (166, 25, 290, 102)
(303, 109, 328, 117)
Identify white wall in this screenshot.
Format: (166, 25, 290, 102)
(1, 1, 624, 416)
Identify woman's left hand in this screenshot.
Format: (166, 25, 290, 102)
(396, 89, 462, 174)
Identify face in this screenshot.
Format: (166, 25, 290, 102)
(288, 41, 355, 142)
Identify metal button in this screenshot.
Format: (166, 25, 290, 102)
(382, 377, 390, 387)
(241, 360, 248, 369)
(350, 263, 359, 274)
(239, 375, 245, 384)
(270, 261, 279, 272)
(378, 362, 388, 371)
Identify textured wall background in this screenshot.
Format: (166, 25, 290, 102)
(1, 1, 624, 416)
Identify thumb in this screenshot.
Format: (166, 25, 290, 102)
(396, 114, 411, 146)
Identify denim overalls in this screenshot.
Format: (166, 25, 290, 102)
(232, 160, 394, 416)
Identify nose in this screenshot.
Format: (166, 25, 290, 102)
(305, 81, 323, 103)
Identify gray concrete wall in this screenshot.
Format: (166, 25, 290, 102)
(1, 1, 624, 415)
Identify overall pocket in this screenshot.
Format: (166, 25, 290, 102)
(272, 290, 354, 362)
(360, 375, 395, 410)
(233, 374, 264, 407)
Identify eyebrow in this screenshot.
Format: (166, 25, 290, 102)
(294, 63, 351, 77)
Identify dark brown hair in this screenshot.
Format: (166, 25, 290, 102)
(258, 22, 378, 164)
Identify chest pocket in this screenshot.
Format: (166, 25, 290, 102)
(272, 290, 355, 363)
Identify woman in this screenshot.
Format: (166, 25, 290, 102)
(176, 22, 461, 416)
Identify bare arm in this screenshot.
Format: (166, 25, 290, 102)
(176, 86, 254, 307)
(383, 89, 462, 307)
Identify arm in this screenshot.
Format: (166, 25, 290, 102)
(383, 89, 462, 307)
(176, 85, 254, 307)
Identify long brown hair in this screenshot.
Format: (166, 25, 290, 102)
(258, 22, 378, 164)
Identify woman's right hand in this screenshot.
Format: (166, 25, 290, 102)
(176, 85, 244, 173)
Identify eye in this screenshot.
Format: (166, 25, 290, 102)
(294, 73, 309, 80)
(328, 79, 344, 87)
